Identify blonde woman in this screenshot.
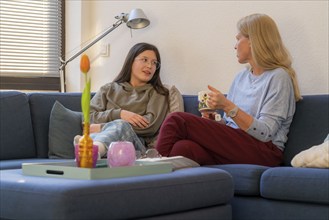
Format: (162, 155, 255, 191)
(155, 14, 301, 166)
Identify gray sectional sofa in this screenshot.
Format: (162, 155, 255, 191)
(0, 91, 328, 220)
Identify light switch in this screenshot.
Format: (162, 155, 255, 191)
(100, 44, 110, 57)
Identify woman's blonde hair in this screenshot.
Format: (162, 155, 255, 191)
(237, 13, 302, 101)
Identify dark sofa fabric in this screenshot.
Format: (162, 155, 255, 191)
(0, 91, 328, 220)
(0, 167, 233, 220)
(210, 164, 269, 196)
(231, 197, 329, 220)
(0, 91, 36, 160)
(261, 167, 328, 204)
(283, 95, 329, 165)
(28, 92, 83, 158)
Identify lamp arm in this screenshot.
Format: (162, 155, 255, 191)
(59, 20, 124, 70)
(59, 20, 123, 92)
(58, 8, 149, 92)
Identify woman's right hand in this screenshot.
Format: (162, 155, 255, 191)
(200, 110, 226, 124)
(120, 110, 149, 128)
(200, 110, 217, 120)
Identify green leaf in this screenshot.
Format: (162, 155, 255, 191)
(81, 79, 91, 123)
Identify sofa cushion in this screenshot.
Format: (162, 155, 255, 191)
(48, 101, 82, 159)
(231, 196, 329, 220)
(0, 91, 36, 160)
(28, 93, 83, 158)
(208, 164, 269, 196)
(0, 167, 233, 220)
(284, 95, 329, 166)
(260, 167, 329, 204)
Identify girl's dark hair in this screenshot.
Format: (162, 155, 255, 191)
(113, 42, 169, 96)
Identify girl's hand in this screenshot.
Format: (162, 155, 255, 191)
(90, 124, 102, 133)
(120, 110, 149, 128)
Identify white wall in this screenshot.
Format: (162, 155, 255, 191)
(65, 1, 328, 95)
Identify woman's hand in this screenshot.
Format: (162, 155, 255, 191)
(120, 110, 149, 128)
(200, 109, 226, 124)
(206, 85, 230, 110)
(207, 85, 253, 131)
(200, 110, 217, 120)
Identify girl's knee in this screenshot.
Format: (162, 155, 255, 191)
(115, 119, 127, 125)
(117, 119, 133, 130)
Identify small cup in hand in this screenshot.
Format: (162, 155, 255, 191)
(198, 91, 210, 111)
(198, 91, 221, 122)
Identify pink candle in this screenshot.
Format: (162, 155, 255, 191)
(107, 141, 136, 167)
(75, 144, 99, 168)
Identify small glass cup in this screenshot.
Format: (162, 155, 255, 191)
(74, 144, 99, 168)
(107, 141, 136, 167)
(138, 148, 162, 159)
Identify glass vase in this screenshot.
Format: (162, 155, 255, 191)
(76, 122, 95, 168)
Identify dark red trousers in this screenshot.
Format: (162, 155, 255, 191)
(155, 112, 283, 166)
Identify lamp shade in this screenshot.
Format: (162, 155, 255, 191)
(126, 8, 150, 29)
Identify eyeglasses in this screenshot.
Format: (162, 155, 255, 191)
(138, 148, 162, 159)
(135, 57, 161, 70)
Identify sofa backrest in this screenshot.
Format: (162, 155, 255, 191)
(1, 91, 327, 166)
(182, 95, 202, 117)
(283, 95, 329, 166)
(0, 91, 36, 160)
(28, 92, 83, 158)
